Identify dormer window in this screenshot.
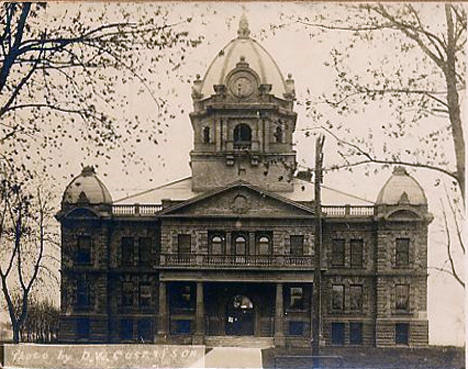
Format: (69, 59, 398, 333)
(202, 126, 210, 144)
(234, 124, 251, 150)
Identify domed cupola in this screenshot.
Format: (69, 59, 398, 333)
(376, 167, 427, 205)
(189, 15, 298, 193)
(193, 14, 295, 102)
(62, 166, 112, 207)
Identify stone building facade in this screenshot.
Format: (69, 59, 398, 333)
(57, 17, 432, 348)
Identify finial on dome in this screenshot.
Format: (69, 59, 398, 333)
(393, 166, 408, 176)
(237, 14, 250, 38)
(82, 166, 96, 177)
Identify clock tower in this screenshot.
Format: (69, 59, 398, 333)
(189, 15, 297, 192)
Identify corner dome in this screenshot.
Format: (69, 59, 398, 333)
(376, 167, 427, 205)
(62, 166, 112, 205)
(199, 15, 289, 99)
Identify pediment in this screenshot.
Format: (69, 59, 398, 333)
(159, 182, 314, 217)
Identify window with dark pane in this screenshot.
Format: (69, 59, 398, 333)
(121, 237, 134, 266)
(287, 287, 304, 310)
(122, 281, 134, 307)
(139, 237, 152, 266)
(178, 234, 191, 254)
(139, 282, 152, 308)
(290, 235, 304, 256)
(137, 319, 153, 342)
(209, 232, 225, 255)
(350, 322, 363, 344)
(349, 285, 363, 312)
(332, 239, 345, 267)
(395, 284, 410, 311)
(77, 317, 89, 339)
(172, 319, 192, 335)
(76, 236, 91, 264)
(76, 276, 89, 308)
(350, 239, 363, 268)
(396, 238, 410, 267)
(331, 322, 345, 345)
(332, 285, 344, 311)
(395, 323, 409, 345)
(120, 319, 133, 340)
(170, 283, 195, 311)
(289, 321, 304, 336)
(202, 126, 210, 144)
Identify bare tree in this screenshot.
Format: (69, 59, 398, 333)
(0, 162, 56, 343)
(291, 3, 465, 199)
(1, 2, 203, 176)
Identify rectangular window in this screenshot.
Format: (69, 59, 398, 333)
(395, 284, 410, 311)
(172, 319, 192, 335)
(77, 317, 89, 339)
(120, 319, 133, 340)
(349, 285, 363, 312)
(350, 239, 363, 268)
(332, 239, 345, 267)
(178, 234, 191, 254)
(290, 235, 304, 256)
(122, 282, 134, 307)
(332, 285, 345, 311)
(139, 237, 152, 266)
(121, 237, 134, 266)
(396, 238, 410, 267)
(137, 319, 153, 342)
(287, 287, 304, 311)
(139, 283, 152, 308)
(289, 321, 304, 336)
(76, 276, 89, 308)
(76, 236, 91, 264)
(170, 284, 195, 311)
(331, 322, 345, 345)
(395, 323, 409, 345)
(350, 322, 363, 345)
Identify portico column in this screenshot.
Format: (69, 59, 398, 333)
(274, 282, 285, 346)
(157, 282, 168, 343)
(194, 282, 205, 344)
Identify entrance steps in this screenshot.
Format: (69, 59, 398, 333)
(205, 335, 274, 348)
(205, 347, 263, 368)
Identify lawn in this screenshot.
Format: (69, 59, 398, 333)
(262, 346, 465, 369)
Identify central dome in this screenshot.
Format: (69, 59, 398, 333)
(200, 15, 288, 99)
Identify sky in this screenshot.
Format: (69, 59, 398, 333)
(1, 2, 465, 346)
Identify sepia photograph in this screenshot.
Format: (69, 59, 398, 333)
(0, 2, 465, 368)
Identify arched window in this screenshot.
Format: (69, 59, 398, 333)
(234, 236, 247, 255)
(274, 126, 283, 143)
(257, 236, 271, 255)
(202, 126, 210, 144)
(233, 124, 251, 149)
(210, 235, 224, 255)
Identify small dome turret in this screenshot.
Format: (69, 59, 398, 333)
(376, 166, 427, 205)
(62, 166, 112, 205)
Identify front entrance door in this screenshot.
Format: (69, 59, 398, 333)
(225, 295, 254, 336)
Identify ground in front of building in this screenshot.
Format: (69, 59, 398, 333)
(262, 346, 465, 369)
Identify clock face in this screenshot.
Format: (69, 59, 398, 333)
(230, 76, 254, 98)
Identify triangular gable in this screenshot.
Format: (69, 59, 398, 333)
(159, 181, 315, 217)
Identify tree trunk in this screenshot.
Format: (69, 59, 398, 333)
(12, 323, 20, 344)
(445, 4, 465, 200)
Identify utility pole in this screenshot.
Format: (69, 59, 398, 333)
(312, 135, 325, 368)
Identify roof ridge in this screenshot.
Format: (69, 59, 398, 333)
(114, 176, 192, 203)
(321, 184, 375, 204)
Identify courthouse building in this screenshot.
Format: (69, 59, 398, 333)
(57, 17, 432, 348)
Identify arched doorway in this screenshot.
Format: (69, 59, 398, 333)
(225, 295, 255, 336)
(233, 124, 252, 149)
